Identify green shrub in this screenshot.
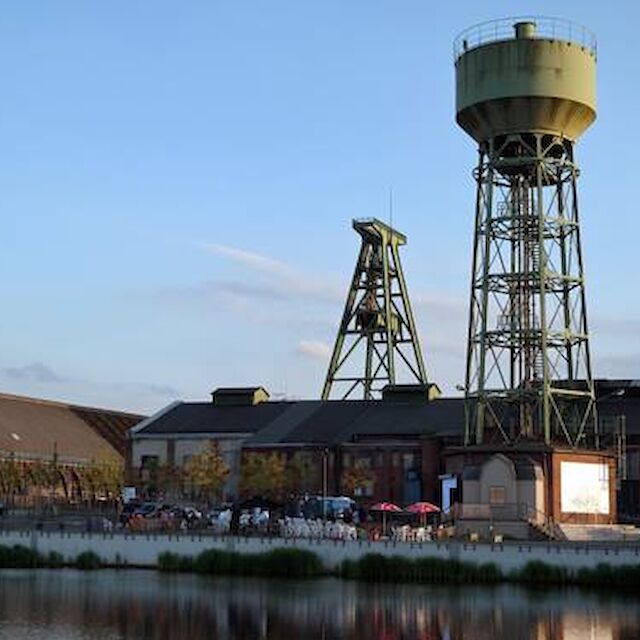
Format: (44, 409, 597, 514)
(76, 551, 102, 570)
(513, 560, 569, 586)
(477, 562, 503, 583)
(259, 548, 323, 578)
(189, 547, 324, 579)
(0, 545, 42, 568)
(194, 549, 237, 575)
(158, 551, 194, 573)
(45, 551, 65, 568)
(576, 563, 640, 589)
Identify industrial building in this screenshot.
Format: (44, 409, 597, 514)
(128, 381, 640, 526)
(0, 392, 142, 500)
(128, 17, 638, 540)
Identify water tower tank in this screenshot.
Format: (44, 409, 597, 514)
(455, 18, 597, 142)
(455, 17, 599, 449)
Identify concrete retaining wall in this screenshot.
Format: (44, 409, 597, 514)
(2, 530, 640, 572)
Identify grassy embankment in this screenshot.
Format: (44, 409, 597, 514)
(158, 548, 640, 590)
(0, 545, 102, 570)
(1, 543, 640, 590)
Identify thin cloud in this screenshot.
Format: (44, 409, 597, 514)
(0, 361, 180, 414)
(147, 384, 181, 397)
(201, 242, 343, 303)
(216, 279, 290, 301)
(2, 362, 66, 384)
(203, 243, 292, 277)
(296, 340, 333, 361)
(592, 315, 640, 338)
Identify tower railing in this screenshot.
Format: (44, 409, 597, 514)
(453, 16, 597, 60)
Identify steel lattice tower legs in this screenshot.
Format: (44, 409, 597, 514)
(322, 218, 429, 400)
(464, 133, 597, 448)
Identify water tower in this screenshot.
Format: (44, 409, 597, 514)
(456, 18, 597, 448)
(451, 18, 615, 532)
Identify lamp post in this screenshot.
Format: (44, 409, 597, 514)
(322, 447, 329, 521)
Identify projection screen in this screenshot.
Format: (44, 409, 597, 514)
(560, 461, 610, 514)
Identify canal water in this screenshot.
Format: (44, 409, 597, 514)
(0, 569, 637, 639)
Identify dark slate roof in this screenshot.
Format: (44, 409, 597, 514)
(267, 399, 465, 445)
(599, 397, 640, 437)
(136, 401, 292, 435)
(248, 401, 323, 444)
(133, 384, 640, 445)
(276, 401, 375, 444)
(343, 398, 463, 440)
(135, 397, 465, 444)
(595, 379, 640, 398)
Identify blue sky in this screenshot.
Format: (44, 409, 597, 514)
(0, 1, 637, 414)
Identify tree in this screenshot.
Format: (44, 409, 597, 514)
(183, 442, 230, 502)
(0, 457, 23, 502)
(286, 451, 319, 495)
(28, 460, 60, 499)
(341, 459, 375, 497)
(97, 453, 124, 500)
(240, 452, 286, 500)
(82, 453, 124, 502)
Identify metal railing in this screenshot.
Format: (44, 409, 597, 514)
(453, 502, 530, 522)
(445, 501, 565, 540)
(453, 16, 597, 60)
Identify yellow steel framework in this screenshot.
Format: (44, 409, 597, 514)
(322, 218, 429, 400)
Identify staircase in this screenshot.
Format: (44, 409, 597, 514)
(526, 512, 566, 541)
(533, 351, 544, 380)
(530, 242, 541, 273)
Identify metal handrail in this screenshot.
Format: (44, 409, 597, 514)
(453, 16, 597, 61)
(447, 501, 564, 539)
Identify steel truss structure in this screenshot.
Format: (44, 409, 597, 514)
(464, 133, 597, 448)
(322, 218, 429, 400)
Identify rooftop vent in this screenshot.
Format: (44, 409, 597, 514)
(381, 383, 441, 404)
(211, 387, 270, 407)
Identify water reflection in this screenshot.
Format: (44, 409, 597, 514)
(0, 570, 637, 640)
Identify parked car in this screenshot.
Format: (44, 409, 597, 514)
(134, 502, 160, 518)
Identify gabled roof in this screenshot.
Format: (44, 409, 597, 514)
(131, 383, 640, 446)
(0, 392, 143, 463)
(134, 397, 465, 445)
(135, 401, 292, 435)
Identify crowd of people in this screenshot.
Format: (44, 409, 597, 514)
(115, 495, 442, 541)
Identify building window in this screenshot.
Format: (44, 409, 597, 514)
(403, 453, 416, 470)
(392, 453, 401, 468)
(489, 486, 506, 506)
(342, 453, 351, 468)
(375, 453, 384, 468)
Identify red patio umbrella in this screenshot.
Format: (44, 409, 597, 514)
(406, 502, 440, 514)
(369, 502, 402, 537)
(370, 502, 403, 513)
(406, 501, 440, 528)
